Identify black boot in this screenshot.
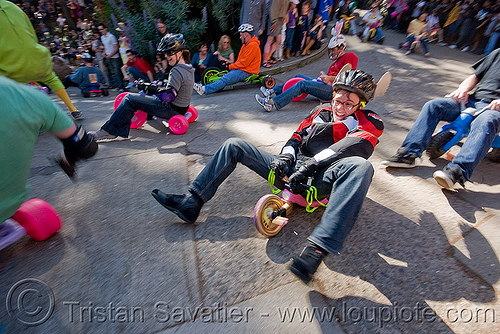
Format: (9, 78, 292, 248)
(289, 243, 327, 284)
(151, 189, 203, 223)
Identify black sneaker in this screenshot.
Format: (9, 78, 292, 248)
(433, 165, 465, 189)
(380, 147, 417, 168)
(151, 189, 203, 223)
(289, 243, 327, 284)
(486, 148, 500, 163)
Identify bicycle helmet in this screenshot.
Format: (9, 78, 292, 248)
(81, 52, 92, 60)
(238, 23, 254, 33)
(157, 33, 186, 55)
(332, 70, 376, 102)
(328, 34, 346, 49)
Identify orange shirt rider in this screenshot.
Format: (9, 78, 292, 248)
(229, 35, 262, 75)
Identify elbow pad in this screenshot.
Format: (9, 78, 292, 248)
(158, 88, 178, 103)
(61, 126, 98, 165)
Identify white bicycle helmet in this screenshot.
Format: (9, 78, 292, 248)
(328, 34, 347, 49)
(238, 23, 254, 33)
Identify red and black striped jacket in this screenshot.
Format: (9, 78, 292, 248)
(282, 104, 384, 169)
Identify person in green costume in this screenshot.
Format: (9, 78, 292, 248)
(0, 0, 82, 119)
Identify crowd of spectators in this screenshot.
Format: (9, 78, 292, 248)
(12, 0, 500, 90)
(381, 0, 500, 56)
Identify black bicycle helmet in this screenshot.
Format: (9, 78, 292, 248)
(332, 69, 376, 102)
(157, 33, 186, 55)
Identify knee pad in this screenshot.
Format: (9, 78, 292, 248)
(61, 126, 98, 165)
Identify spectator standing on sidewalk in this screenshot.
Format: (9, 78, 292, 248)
(262, 0, 289, 67)
(98, 23, 124, 91)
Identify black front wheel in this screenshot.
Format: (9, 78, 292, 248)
(426, 130, 455, 159)
(201, 67, 224, 85)
(262, 75, 275, 89)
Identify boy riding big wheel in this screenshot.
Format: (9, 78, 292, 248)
(152, 70, 389, 284)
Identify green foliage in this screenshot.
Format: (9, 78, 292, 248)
(97, 0, 207, 63)
(212, 0, 241, 32)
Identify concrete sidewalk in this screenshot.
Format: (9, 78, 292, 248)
(1, 29, 499, 334)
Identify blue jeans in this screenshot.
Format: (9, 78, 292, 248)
(484, 31, 499, 56)
(402, 97, 500, 180)
(104, 57, 124, 89)
(101, 93, 182, 137)
(285, 27, 295, 50)
(204, 69, 252, 95)
(272, 75, 333, 110)
(406, 35, 429, 54)
(189, 138, 374, 255)
(128, 66, 150, 82)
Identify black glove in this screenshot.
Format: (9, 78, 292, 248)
(57, 126, 98, 179)
(270, 153, 294, 179)
(220, 62, 230, 70)
(137, 80, 162, 95)
(288, 165, 313, 194)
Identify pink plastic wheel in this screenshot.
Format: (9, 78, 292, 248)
(130, 110, 147, 129)
(113, 92, 130, 110)
(185, 105, 198, 123)
(283, 77, 308, 102)
(11, 199, 62, 241)
(168, 115, 189, 135)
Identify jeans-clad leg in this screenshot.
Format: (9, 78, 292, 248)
(101, 93, 180, 137)
(273, 78, 333, 110)
(402, 97, 462, 156)
(272, 75, 313, 95)
(448, 106, 500, 180)
(189, 138, 285, 202)
(204, 69, 252, 95)
(128, 66, 150, 82)
(308, 156, 374, 255)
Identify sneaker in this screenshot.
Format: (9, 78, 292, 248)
(91, 129, 118, 142)
(71, 110, 82, 119)
(380, 147, 417, 168)
(255, 94, 274, 112)
(151, 189, 203, 223)
(449, 44, 457, 49)
(437, 41, 447, 46)
(289, 243, 327, 284)
(486, 147, 500, 163)
(260, 86, 275, 98)
(461, 46, 470, 52)
(193, 83, 205, 96)
(433, 165, 465, 189)
(125, 82, 135, 89)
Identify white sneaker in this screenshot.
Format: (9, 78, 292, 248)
(255, 94, 274, 112)
(91, 129, 119, 142)
(260, 86, 275, 98)
(461, 46, 470, 52)
(449, 44, 457, 49)
(193, 83, 205, 96)
(433, 170, 455, 189)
